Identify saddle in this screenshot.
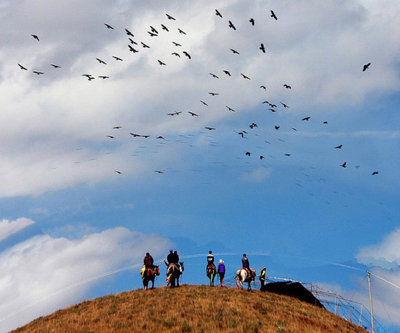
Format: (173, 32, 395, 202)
(207, 264, 216, 276)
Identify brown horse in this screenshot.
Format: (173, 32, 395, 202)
(206, 264, 217, 286)
(236, 268, 256, 290)
(142, 266, 160, 290)
(166, 262, 184, 288)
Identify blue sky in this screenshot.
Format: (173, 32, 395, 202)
(0, 0, 399, 331)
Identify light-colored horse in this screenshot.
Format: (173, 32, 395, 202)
(236, 268, 256, 290)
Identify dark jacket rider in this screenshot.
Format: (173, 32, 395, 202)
(242, 254, 250, 269)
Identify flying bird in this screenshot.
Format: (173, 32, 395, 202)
(82, 74, 94, 80)
(283, 84, 291, 89)
(168, 111, 182, 116)
(31, 34, 39, 41)
(158, 60, 166, 66)
(96, 58, 107, 64)
(166, 13, 176, 20)
(148, 31, 158, 37)
(210, 73, 219, 79)
(200, 100, 208, 106)
(209, 92, 219, 96)
(113, 56, 123, 61)
(323, 121, 328, 124)
(141, 42, 150, 49)
(270, 10, 278, 20)
(161, 24, 169, 32)
(241, 73, 250, 80)
(285, 154, 291, 156)
(104, 23, 114, 29)
(188, 111, 198, 116)
(371, 171, 379, 175)
(281, 102, 289, 108)
(113, 126, 122, 129)
(335, 144, 343, 149)
(226, 106, 235, 112)
(363, 63, 371, 71)
(268, 108, 276, 112)
(230, 48, 239, 55)
(50, 64, 61, 68)
(183, 51, 191, 59)
(125, 28, 134, 36)
(128, 38, 137, 45)
(178, 28, 186, 35)
(18, 64, 28, 71)
(249, 122, 258, 129)
(98, 75, 109, 79)
(260, 155, 264, 160)
(274, 125, 280, 130)
(106, 135, 115, 139)
(228, 21, 236, 30)
(249, 18, 255, 26)
(260, 85, 266, 90)
(172, 41, 182, 47)
(130, 133, 141, 137)
(129, 45, 139, 53)
(259, 43, 266, 53)
(302, 117, 310, 121)
(150, 26, 158, 34)
(223, 70, 231, 76)
(155, 170, 164, 174)
(205, 127, 215, 130)
(341, 162, 347, 168)
(245, 152, 251, 156)
(172, 52, 180, 57)
(115, 170, 122, 174)
(32, 71, 44, 75)
(215, 9, 222, 18)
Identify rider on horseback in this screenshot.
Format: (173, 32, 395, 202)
(242, 253, 251, 276)
(142, 252, 154, 278)
(206, 251, 217, 286)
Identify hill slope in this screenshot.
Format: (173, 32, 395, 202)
(12, 285, 367, 333)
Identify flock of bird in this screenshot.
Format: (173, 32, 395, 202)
(17, 7, 379, 180)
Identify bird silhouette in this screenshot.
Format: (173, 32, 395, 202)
(249, 123, 258, 129)
(188, 111, 198, 116)
(205, 127, 215, 130)
(113, 126, 122, 129)
(50, 64, 61, 68)
(96, 58, 107, 64)
(270, 10, 278, 20)
(157, 136, 166, 140)
(104, 23, 114, 29)
(362, 63, 371, 71)
(283, 84, 291, 89)
(341, 162, 347, 168)
(172, 52, 180, 57)
(130, 133, 141, 137)
(128, 38, 137, 45)
(323, 121, 328, 124)
(292, 128, 297, 131)
(148, 31, 158, 37)
(150, 26, 158, 34)
(302, 117, 310, 121)
(141, 42, 150, 48)
(260, 85, 266, 90)
(245, 152, 251, 156)
(129, 45, 139, 53)
(200, 100, 208, 106)
(183, 51, 191, 59)
(18, 64, 28, 70)
(228, 21, 236, 30)
(230, 48, 240, 55)
(223, 70, 231, 76)
(32, 71, 44, 75)
(335, 145, 343, 149)
(155, 170, 164, 174)
(113, 56, 123, 61)
(269, 108, 276, 112)
(241, 73, 250, 80)
(260, 155, 264, 160)
(161, 24, 169, 32)
(178, 28, 186, 35)
(215, 9, 222, 18)
(31, 34, 39, 41)
(125, 28, 134, 36)
(249, 18, 255, 26)
(82, 74, 95, 80)
(371, 171, 379, 175)
(281, 102, 289, 108)
(115, 170, 122, 174)
(98, 75, 109, 79)
(210, 73, 219, 79)
(209, 92, 219, 96)
(168, 111, 181, 116)
(158, 60, 166, 66)
(106, 135, 115, 139)
(274, 125, 280, 130)
(172, 41, 182, 47)
(285, 153, 291, 156)
(226, 106, 235, 112)
(259, 43, 266, 53)
(166, 13, 176, 20)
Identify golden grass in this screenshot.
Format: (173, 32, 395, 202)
(12, 285, 367, 333)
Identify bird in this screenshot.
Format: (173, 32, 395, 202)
(82, 74, 94, 80)
(335, 144, 343, 149)
(188, 111, 198, 116)
(284, 153, 291, 157)
(128, 38, 137, 44)
(18, 64, 28, 70)
(262, 100, 270, 104)
(341, 162, 347, 168)
(96, 58, 107, 64)
(223, 70, 231, 76)
(270, 103, 277, 108)
(260, 155, 264, 160)
(106, 135, 115, 139)
(150, 26, 158, 34)
(98, 75, 109, 79)
(128, 45, 139, 53)
(115, 170, 122, 174)
(113, 126, 122, 129)
(155, 170, 164, 174)
(200, 100, 208, 106)
(141, 42, 150, 48)
(283, 84, 291, 89)
(168, 111, 182, 116)
(228, 21, 236, 30)
(125, 28, 134, 36)
(291, 128, 297, 131)
(226, 106, 235, 112)
(215, 9, 222, 18)
(209, 92, 219, 96)
(161, 24, 169, 32)
(172, 52, 180, 57)
(157, 136, 166, 140)
(371, 171, 379, 175)
(259, 43, 266, 53)
(249, 122, 257, 129)
(230, 48, 239, 55)
(238, 132, 245, 138)
(172, 41, 182, 47)
(183, 51, 191, 59)
(210, 73, 219, 79)
(113, 56, 123, 61)
(323, 121, 328, 124)
(148, 31, 158, 37)
(241, 73, 250, 80)
(205, 127, 215, 130)
(274, 125, 280, 130)
(270, 10, 278, 20)
(178, 28, 186, 35)
(50, 64, 61, 68)
(166, 13, 176, 20)
(158, 60, 166, 66)
(281, 102, 289, 108)
(104, 23, 114, 29)
(363, 63, 371, 71)
(268, 108, 276, 112)
(130, 133, 141, 137)
(249, 18, 255, 26)
(31, 34, 39, 41)
(302, 117, 310, 121)
(245, 152, 251, 156)
(260, 85, 266, 90)
(32, 71, 44, 75)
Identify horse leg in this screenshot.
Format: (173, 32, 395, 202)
(151, 278, 155, 289)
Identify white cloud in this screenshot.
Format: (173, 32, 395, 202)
(242, 167, 272, 182)
(0, 219, 171, 332)
(0, 218, 34, 241)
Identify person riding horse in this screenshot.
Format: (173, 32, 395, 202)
(141, 252, 159, 289)
(206, 251, 216, 286)
(164, 250, 183, 287)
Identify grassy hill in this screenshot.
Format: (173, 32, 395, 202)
(12, 285, 367, 333)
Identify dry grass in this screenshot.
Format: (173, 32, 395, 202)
(12, 285, 367, 333)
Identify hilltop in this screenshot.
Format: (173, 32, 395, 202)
(12, 285, 367, 333)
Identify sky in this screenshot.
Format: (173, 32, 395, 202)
(0, 0, 399, 331)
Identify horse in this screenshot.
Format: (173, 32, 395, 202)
(206, 264, 217, 286)
(142, 265, 160, 290)
(166, 262, 184, 288)
(235, 268, 256, 290)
